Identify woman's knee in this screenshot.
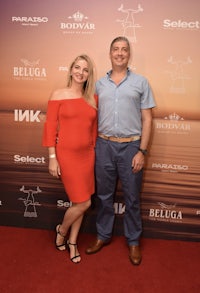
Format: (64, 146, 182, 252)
(74, 199, 91, 211)
(84, 199, 91, 210)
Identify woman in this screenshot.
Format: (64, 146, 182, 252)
(42, 54, 97, 263)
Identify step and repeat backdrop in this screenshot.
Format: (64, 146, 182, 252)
(0, 0, 199, 241)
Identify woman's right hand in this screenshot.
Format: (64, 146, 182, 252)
(49, 158, 61, 178)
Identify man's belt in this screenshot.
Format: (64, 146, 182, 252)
(98, 133, 141, 143)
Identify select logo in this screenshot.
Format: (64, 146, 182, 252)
(14, 155, 46, 164)
(163, 19, 200, 30)
(57, 200, 72, 208)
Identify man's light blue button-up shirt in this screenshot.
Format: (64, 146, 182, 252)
(96, 69, 156, 137)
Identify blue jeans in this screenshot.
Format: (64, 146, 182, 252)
(95, 137, 143, 246)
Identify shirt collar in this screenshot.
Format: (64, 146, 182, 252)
(107, 67, 130, 78)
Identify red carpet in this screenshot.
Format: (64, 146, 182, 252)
(0, 226, 199, 293)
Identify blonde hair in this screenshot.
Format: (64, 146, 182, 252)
(66, 54, 97, 109)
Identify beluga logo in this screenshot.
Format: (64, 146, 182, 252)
(13, 59, 47, 81)
(149, 202, 183, 223)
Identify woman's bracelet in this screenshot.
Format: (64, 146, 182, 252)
(49, 154, 56, 159)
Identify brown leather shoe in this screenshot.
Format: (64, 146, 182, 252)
(85, 238, 110, 255)
(129, 245, 142, 265)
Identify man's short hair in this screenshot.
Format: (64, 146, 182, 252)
(110, 36, 130, 52)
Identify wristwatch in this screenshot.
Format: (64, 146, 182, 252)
(138, 148, 147, 155)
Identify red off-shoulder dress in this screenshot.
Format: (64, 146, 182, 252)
(42, 97, 97, 203)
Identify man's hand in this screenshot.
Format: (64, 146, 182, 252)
(131, 152, 145, 173)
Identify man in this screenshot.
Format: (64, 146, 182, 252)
(86, 36, 156, 265)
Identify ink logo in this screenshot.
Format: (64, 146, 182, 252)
(14, 109, 42, 123)
(13, 59, 47, 81)
(12, 16, 48, 26)
(18, 186, 41, 218)
(14, 154, 46, 164)
(156, 113, 191, 134)
(165, 56, 192, 94)
(149, 202, 183, 223)
(117, 3, 143, 43)
(114, 202, 125, 215)
(163, 19, 200, 30)
(60, 11, 95, 34)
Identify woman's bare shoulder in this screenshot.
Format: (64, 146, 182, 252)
(49, 88, 69, 101)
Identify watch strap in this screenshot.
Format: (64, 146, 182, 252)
(138, 148, 147, 155)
